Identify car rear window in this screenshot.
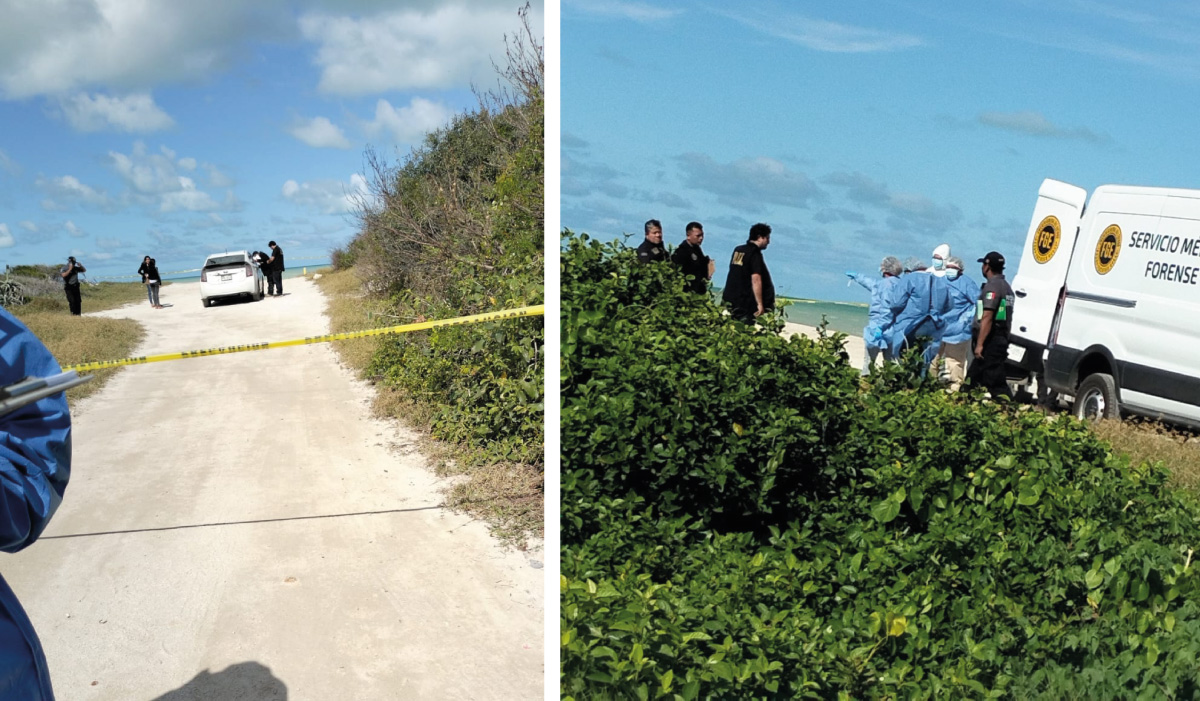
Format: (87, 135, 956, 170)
(204, 255, 245, 268)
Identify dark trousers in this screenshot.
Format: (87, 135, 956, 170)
(267, 270, 282, 295)
(64, 283, 82, 315)
(966, 332, 1011, 399)
(731, 308, 755, 324)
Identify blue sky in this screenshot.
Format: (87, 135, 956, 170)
(0, 0, 543, 278)
(561, 1, 1200, 302)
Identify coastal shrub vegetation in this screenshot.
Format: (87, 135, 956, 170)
(320, 5, 543, 539)
(561, 231, 1200, 698)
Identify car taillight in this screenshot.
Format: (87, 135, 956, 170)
(245, 263, 253, 277)
(201, 270, 207, 282)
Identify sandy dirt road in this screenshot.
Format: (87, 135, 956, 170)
(5, 279, 543, 700)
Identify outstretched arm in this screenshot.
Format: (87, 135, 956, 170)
(846, 272, 877, 293)
(0, 310, 71, 552)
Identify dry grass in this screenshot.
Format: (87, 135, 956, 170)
(316, 268, 543, 546)
(315, 268, 392, 372)
(443, 460, 545, 542)
(1092, 418, 1200, 493)
(10, 282, 148, 406)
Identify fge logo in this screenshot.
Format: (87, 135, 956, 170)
(1094, 225, 1122, 275)
(1032, 215, 1061, 264)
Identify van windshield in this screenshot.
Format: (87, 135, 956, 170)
(204, 255, 245, 268)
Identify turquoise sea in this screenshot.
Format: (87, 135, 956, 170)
(779, 298, 869, 336)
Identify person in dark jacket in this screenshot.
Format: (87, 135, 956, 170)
(671, 221, 714, 294)
(0, 307, 73, 700)
(59, 256, 85, 315)
(722, 223, 774, 323)
(635, 219, 668, 264)
(265, 241, 285, 296)
(138, 256, 163, 309)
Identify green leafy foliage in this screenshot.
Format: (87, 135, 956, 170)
(561, 231, 1200, 698)
(368, 254, 544, 465)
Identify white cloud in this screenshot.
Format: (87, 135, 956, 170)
(206, 164, 234, 188)
(96, 237, 132, 249)
(299, 4, 543, 95)
(288, 116, 352, 149)
(17, 221, 36, 233)
(0, 148, 18, 176)
(0, 2, 274, 99)
(568, 0, 682, 22)
(0, 223, 13, 248)
(365, 98, 453, 144)
(281, 173, 369, 215)
(36, 175, 112, 210)
(0, 2, 545, 99)
(159, 178, 222, 213)
(107, 141, 240, 212)
(58, 92, 174, 133)
(723, 10, 922, 53)
(110, 142, 187, 194)
(977, 111, 1108, 143)
(675, 153, 825, 212)
(65, 220, 86, 238)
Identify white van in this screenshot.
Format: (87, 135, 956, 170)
(1007, 178, 1200, 428)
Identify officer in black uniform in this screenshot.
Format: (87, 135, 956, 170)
(967, 250, 1015, 399)
(721, 223, 774, 323)
(636, 219, 668, 264)
(671, 221, 713, 294)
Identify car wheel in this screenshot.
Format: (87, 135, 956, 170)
(1073, 373, 1119, 421)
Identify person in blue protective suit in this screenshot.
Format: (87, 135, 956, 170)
(0, 307, 72, 700)
(931, 256, 978, 390)
(845, 255, 904, 374)
(888, 257, 948, 368)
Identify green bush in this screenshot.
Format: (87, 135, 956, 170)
(369, 255, 544, 465)
(561, 231, 1200, 699)
(337, 8, 544, 471)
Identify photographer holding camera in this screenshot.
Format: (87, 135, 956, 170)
(59, 256, 85, 316)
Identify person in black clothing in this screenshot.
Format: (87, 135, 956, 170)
(635, 219, 668, 264)
(966, 250, 1015, 399)
(671, 221, 714, 294)
(722, 223, 774, 323)
(60, 256, 86, 315)
(265, 241, 285, 296)
(138, 255, 163, 308)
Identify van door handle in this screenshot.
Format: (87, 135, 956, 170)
(1015, 289, 1027, 298)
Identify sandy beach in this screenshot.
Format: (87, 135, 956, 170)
(782, 322, 868, 369)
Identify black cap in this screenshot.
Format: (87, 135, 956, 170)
(977, 251, 1005, 270)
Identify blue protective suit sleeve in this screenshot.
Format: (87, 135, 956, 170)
(848, 273, 876, 293)
(0, 309, 71, 553)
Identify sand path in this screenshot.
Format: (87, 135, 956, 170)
(5, 278, 542, 700)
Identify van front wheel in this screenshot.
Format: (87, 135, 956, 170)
(1073, 373, 1119, 421)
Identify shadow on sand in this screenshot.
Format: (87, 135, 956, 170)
(150, 661, 287, 700)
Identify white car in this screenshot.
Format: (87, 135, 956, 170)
(199, 251, 264, 307)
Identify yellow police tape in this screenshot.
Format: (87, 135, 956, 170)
(61, 305, 545, 373)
